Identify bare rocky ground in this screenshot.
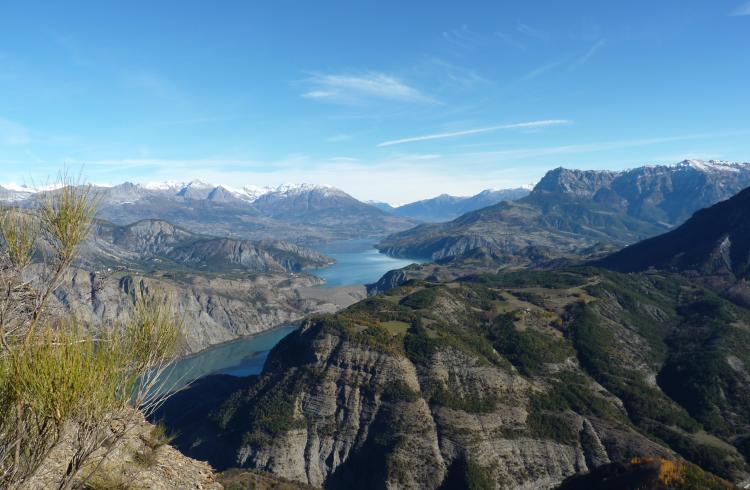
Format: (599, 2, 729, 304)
(25, 411, 221, 490)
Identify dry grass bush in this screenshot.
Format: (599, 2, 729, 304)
(0, 176, 181, 490)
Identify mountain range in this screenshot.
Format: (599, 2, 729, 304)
(150, 170, 750, 488)
(371, 187, 531, 222)
(378, 160, 750, 265)
(2, 181, 538, 245)
(17, 158, 750, 488)
(3, 181, 418, 244)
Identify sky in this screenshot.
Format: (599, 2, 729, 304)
(0, 1, 749, 204)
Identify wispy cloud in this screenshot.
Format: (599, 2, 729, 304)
(522, 58, 568, 80)
(377, 120, 572, 147)
(442, 24, 484, 49)
(495, 31, 526, 51)
(459, 132, 734, 163)
(302, 72, 433, 104)
(572, 39, 606, 68)
(124, 71, 186, 102)
(515, 20, 547, 40)
(732, 1, 750, 15)
(0, 118, 31, 145)
(523, 40, 605, 81)
(326, 133, 354, 143)
(423, 57, 490, 90)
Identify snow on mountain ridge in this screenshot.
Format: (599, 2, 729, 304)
(138, 181, 339, 202)
(673, 159, 749, 172)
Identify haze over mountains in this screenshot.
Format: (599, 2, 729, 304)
(597, 182, 750, 297)
(379, 160, 750, 265)
(371, 187, 531, 222)
(3, 181, 420, 244)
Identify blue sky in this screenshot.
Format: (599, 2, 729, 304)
(1, 1, 749, 203)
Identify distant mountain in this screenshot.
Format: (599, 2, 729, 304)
(0, 184, 36, 202)
(251, 184, 411, 234)
(367, 200, 397, 213)
(596, 184, 750, 278)
(83, 218, 333, 274)
(9, 181, 416, 243)
(536, 160, 750, 225)
(379, 160, 750, 263)
(387, 188, 530, 222)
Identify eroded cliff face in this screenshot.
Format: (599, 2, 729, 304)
(158, 269, 749, 489)
(51, 268, 365, 353)
(226, 330, 668, 490)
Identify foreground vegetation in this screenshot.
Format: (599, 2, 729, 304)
(0, 180, 181, 489)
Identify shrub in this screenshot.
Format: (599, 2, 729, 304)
(0, 177, 181, 490)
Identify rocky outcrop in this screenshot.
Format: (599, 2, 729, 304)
(24, 411, 222, 490)
(159, 271, 742, 488)
(52, 267, 364, 353)
(85, 218, 333, 274)
(534, 167, 619, 199)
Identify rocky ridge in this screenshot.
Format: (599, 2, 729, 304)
(157, 267, 750, 488)
(378, 160, 750, 264)
(84, 218, 333, 274)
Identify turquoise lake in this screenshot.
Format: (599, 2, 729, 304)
(308, 238, 421, 286)
(165, 239, 424, 389)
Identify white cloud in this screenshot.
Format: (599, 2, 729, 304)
(495, 31, 526, 51)
(442, 25, 483, 49)
(326, 133, 354, 143)
(458, 133, 726, 163)
(732, 1, 750, 15)
(328, 156, 360, 163)
(302, 72, 433, 104)
(572, 40, 606, 68)
(522, 58, 568, 80)
(23, 131, 748, 204)
(515, 20, 547, 40)
(0, 118, 31, 145)
(124, 71, 186, 102)
(377, 120, 572, 147)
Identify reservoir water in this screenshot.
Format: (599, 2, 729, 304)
(165, 239, 424, 389)
(308, 238, 421, 286)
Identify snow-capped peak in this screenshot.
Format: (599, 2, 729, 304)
(675, 160, 748, 172)
(218, 184, 273, 202)
(136, 180, 340, 201)
(142, 181, 184, 191)
(182, 179, 213, 189)
(271, 183, 333, 194)
(2, 182, 65, 193)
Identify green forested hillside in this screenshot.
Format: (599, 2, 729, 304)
(157, 268, 750, 488)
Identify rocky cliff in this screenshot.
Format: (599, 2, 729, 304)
(52, 267, 365, 353)
(84, 218, 334, 274)
(379, 160, 750, 263)
(157, 268, 750, 488)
